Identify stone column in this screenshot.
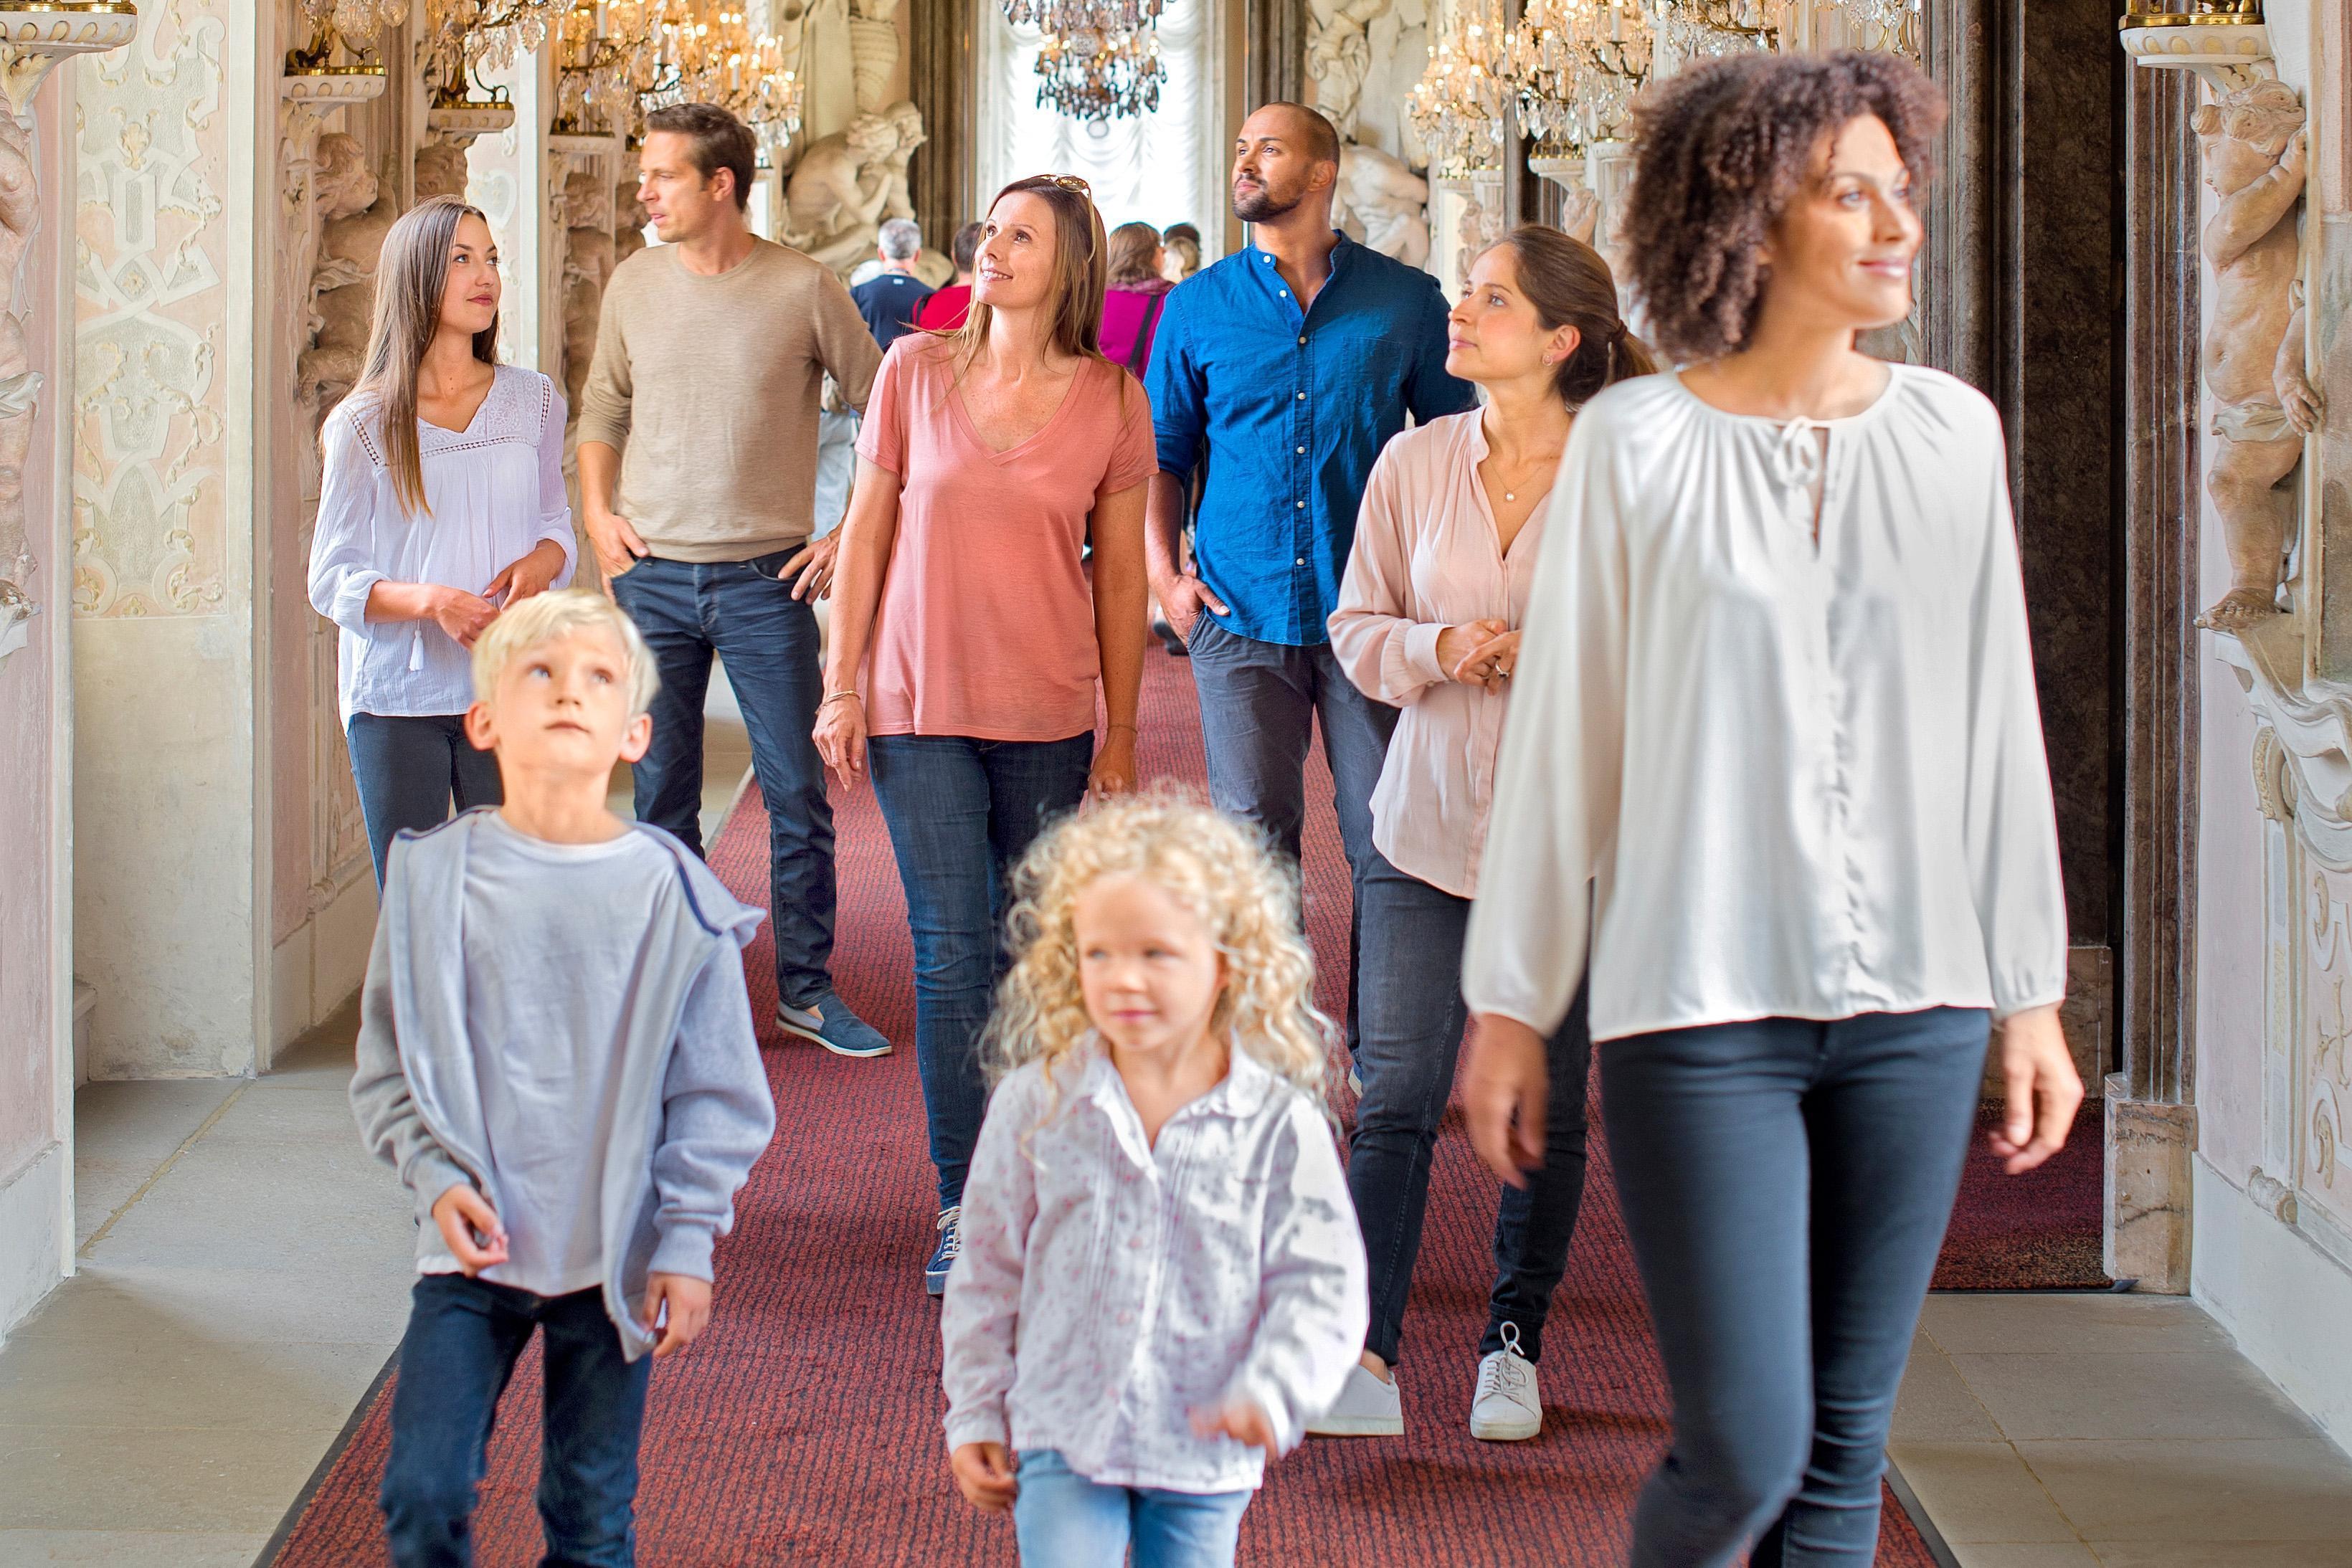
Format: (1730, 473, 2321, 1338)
(72, 0, 276, 1078)
(0, 5, 132, 1337)
(2112, 37, 2214, 1293)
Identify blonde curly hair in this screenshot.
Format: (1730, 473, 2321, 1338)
(984, 788, 1335, 1111)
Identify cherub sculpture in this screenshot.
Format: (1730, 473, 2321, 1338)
(782, 111, 900, 277)
(2195, 79, 2319, 632)
(1334, 143, 1430, 270)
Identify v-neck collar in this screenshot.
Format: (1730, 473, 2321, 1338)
(419, 365, 499, 437)
(947, 357, 1088, 462)
(1461, 411, 1552, 566)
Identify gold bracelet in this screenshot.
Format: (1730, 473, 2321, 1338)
(821, 690, 862, 706)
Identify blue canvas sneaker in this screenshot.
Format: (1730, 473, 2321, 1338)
(775, 989, 892, 1058)
(926, 1206, 962, 1296)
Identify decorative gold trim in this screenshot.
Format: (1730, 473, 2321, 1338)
(0, 4, 140, 12)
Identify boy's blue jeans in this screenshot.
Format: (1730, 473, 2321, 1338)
(1013, 1450, 1251, 1567)
(381, 1273, 651, 1568)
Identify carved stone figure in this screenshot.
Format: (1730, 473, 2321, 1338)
(614, 178, 648, 268)
(415, 136, 471, 203)
(848, 0, 901, 113)
(563, 169, 617, 419)
(1308, 0, 1387, 140)
(878, 99, 924, 224)
(2194, 80, 2318, 632)
(1334, 142, 1430, 270)
(300, 134, 396, 412)
(782, 110, 901, 276)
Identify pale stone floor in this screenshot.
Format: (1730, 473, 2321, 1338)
(5, 671, 2348, 1564)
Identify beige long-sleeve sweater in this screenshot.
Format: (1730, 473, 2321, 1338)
(577, 238, 882, 561)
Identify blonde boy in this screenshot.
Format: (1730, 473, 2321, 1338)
(350, 589, 776, 1567)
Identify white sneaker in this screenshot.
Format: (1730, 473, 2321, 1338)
(1307, 1362, 1404, 1437)
(1469, 1323, 1542, 1441)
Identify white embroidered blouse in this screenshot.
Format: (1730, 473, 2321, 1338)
(939, 1044, 1367, 1494)
(307, 365, 576, 726)
(1461, 366, 2069, 1044)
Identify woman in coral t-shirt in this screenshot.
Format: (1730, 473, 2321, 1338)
(816, 174, 1154, 1293)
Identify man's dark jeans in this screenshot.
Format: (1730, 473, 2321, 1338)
(346, 713, 503, 889)
(611, 552, 834, 1009)
(1182, 619, 1395, 1058)
(380, 1274, 651, 1568)
(868, 731, 1093, 1210)
(1348, 850, 1591, 1368)
(1601, 1009, 1989, 1567)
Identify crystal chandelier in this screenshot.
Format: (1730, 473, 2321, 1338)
(1034, 24, 1163, 121)
(1506, 0, 1650, 151)
(1824, 0, 1919, 57)
(300, 0, 411, 46)
(551, 3, 801, 150)
(1005, 0, 1164, 35)
(1648, 0, 1781, 62)
(422, 0, 570, 93)
(1408, 0, 1509, 176)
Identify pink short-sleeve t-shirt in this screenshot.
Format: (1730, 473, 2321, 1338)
(855, 337, 1158, 741)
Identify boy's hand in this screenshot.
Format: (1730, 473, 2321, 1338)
(641, 1273, 713, 1359)
(431, 1185, 508, 1275)
(1192, 1399, 1277, 1453)
(949, 1442, 1019, 1512)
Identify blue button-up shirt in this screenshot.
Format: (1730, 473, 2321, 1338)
(1147, 234, 1475, 646)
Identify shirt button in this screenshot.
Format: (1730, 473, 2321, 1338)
(1295, 445, 1304, 455)
(1295, 556, 1305, 566)
(1294, 500, 1305, 509)
(1279, 290, 1288, 299)
(1297, 336, 1307, 346)
(1295, 391, 1306, 401)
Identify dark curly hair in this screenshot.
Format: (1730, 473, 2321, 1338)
(1623, 50, 1945, 364)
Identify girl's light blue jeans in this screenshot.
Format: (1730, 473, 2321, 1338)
(1013, 1450, 1251, 1567)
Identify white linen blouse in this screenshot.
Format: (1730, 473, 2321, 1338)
(1461, 366, 2068, 1045)
(940, 1044, 1367, 1494)
(307, 365, 575, 726)
(1329, 410, 1547, 898)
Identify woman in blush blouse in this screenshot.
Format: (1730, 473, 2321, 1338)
(308, 196, 574, 886)
(815, 174, 1154, 1296)
(1316, 227, 1649, 1448)
(1459, 54, 2080, 1566)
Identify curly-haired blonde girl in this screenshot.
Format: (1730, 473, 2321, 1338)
(942, 790, 1367, 1559)
(983, 789, 1332, 1103)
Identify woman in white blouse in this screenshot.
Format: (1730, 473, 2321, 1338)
(1314, 228, 1650, 1448)
(308, 196, 574, 885)
(1459, 54, 2080, 1565)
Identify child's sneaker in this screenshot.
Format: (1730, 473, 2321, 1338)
(926, 1205, 962, 1295)
(1469, 1323, 1541, 1441)
(1306, 1362, 1403, 1436)
(775, 988, 891, 1058)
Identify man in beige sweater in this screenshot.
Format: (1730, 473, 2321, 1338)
(580, 102, 889, 1060)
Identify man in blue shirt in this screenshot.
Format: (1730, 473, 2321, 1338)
(1145, 101, 1476, 1058)
(850, 217, 936, 351)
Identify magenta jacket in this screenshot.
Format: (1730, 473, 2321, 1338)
(1099, 277, 1174, 376)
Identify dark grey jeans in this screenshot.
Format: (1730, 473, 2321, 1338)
(1601, 1008, 1990, 1568)
(1182, 619, 1395, 1057)
(1349, 850, 1590, 1369)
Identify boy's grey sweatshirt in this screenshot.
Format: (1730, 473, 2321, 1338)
(349, 809, 777, 1361)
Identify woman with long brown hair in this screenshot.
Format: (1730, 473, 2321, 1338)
(814, 174, 1154, 1293)
(1317, 227, 1650, 1445)
(307, 195, 574, 885)
(1099, 219, 1173, 375)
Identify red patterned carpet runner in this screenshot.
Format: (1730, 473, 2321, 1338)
(260, 645, 2102, 1564)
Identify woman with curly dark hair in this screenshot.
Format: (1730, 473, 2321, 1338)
(1456, 52, 2081, 1564)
